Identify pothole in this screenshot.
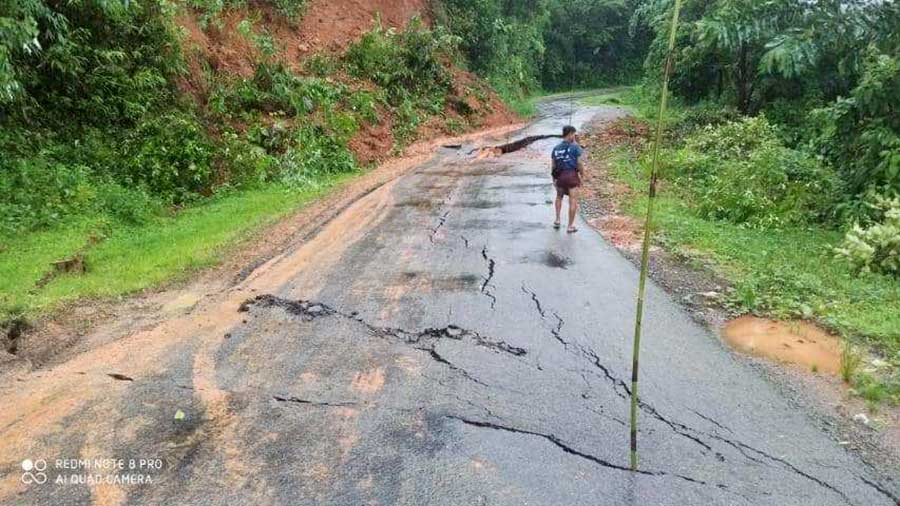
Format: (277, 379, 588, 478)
(722, 316, 841, 375)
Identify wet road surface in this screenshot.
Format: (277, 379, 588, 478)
(1, 98, 898, 505)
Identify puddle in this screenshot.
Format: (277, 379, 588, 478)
(519, 251, 573, 269)
(722, 316, 842, 375)
(543, 252, 572, 269)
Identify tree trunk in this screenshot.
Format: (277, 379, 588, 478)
(735, 45, 752, 114)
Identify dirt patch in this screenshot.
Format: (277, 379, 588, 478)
(2, 318, 29, 355)
(723, 317, 842, 375)
(351, 368, 385, 394)
(176, 1, 518, 167)
(178, 0, 430, 81)
(297, 0, 430, 57)
(579, 118, 648, 253)
(349, 110, 396, 166)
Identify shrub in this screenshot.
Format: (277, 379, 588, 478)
(812, 49, 900, 197)
(0, 156, 163, 236)
(279, 126, 357, 189)
(835, 195, 900, 277)
(218, 129, 279, 188)
(670, 102, 741, 139)
(664, 116, 839, 227)
(216, 63, 344, 117)
(684, 115, 779, 159)
(0, 160, 95, 235)
(93, 182, 161, 226)
(119, 112, 216, 203)
(1, 0, 181, 124)
(344, 19, 456, 107)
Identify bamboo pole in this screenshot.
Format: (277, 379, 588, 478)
(630, 0, 683, 472)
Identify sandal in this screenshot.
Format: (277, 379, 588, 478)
(553, 222, 561, 230)
(567, 226, 578, 234)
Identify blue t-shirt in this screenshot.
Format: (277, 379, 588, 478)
(552, 141, 583, 171)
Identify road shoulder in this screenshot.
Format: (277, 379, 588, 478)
(0, 123, 525, 379)
(578, 113, 900, 480)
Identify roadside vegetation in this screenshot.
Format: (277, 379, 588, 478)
(597, 0, 899, 404)
(435, 0, 651, 111)
(0, 1, 496, 326)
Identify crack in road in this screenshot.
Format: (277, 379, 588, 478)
(424, 347, 490, 387)
(445, 414, 710, 487)
(480, 246, 497, 309)
(691, 409, 734, 434)
(517, 286, 893, 506)
(273, 396, 358, 408)
(240, 293, 897, 506)
(550, 312, 567, 348)
(429, 210, 451, 243)
(861, 477, 900, 506)
(521, 284, 546, 319)
(240, 295, 525, 390)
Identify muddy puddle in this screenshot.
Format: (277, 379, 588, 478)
(722, 316, 842, 375)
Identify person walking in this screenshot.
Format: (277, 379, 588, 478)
(551, 125, 584, 233)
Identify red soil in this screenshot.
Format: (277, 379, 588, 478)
(176, 0, 517, 166)
(297, 0, 431, 56)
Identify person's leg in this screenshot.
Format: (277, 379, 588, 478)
(567, 187, 579, 232)
(554, 184, 563, 227)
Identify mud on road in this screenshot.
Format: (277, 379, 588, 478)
(1, 97, 898, 505)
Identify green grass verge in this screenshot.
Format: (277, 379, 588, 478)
(0, 173, 358, 323)
(578, 88, 635, 110)
(607, 149, 899, 403)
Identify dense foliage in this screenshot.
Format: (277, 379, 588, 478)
(0, 1, 468, 239)
(435, 0, 651, 101)
(662, 116, 838, 228)
(637, 0, 899, 201)
(633, 0, 899, 283)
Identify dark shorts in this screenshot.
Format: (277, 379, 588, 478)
(554, 170, 581, 197)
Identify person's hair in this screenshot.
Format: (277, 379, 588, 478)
(562, 125, 576, 137)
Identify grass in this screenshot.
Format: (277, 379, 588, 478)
(606, 148, 900, 403)
(841, 342, 863, 383)
(578, 88, 633, 109)
(0, 173, 357, 323)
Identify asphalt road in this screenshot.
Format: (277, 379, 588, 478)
(1, 98, 898, 505)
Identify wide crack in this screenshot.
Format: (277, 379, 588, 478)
(472, 134, 562, 157)
(240, 295, 525, 389)
(446, 415, 708, 486)
(518, 285, 895, 505)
